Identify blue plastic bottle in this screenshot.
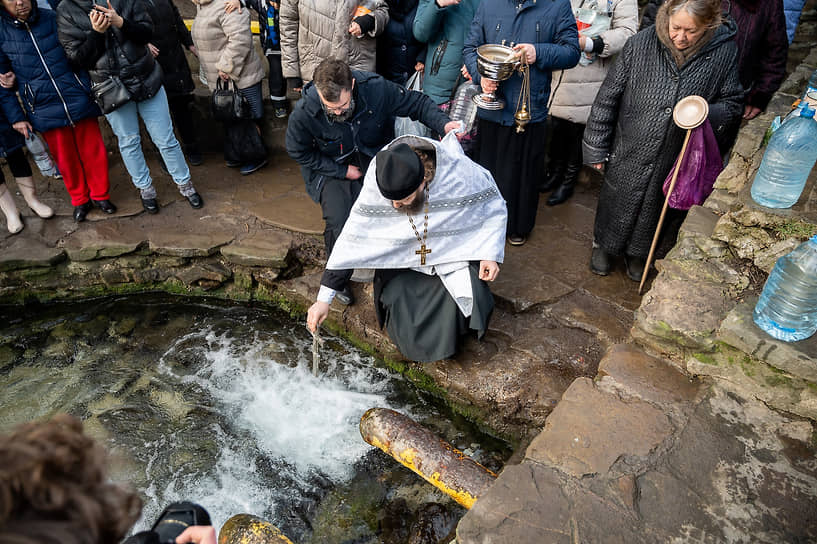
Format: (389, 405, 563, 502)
(753, 235, 817, 342)
(751, 107, 817, 208)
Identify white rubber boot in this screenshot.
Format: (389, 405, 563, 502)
(15, 176, 54, 218)
(0, 185, 23, 234)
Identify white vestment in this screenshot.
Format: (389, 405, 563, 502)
(326, 132, 508, 316)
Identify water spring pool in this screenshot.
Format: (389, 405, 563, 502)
(0, 296, 508, 543)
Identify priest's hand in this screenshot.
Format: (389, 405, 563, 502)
(479, 260, 499, 282)
(307, 301, 330, 332)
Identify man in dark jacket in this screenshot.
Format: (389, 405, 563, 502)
(0, 0, 114, 222)
(57, 0, 203, 214)
(286, 58, 459, 305)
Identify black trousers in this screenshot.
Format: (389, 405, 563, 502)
(167, 94, 197, 151)
(0, 146, 32, 185)
(548, 117, 584, 171)
(319, 176, 363, 256)
(267, 53, 286, 102)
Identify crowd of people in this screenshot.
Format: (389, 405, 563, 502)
(0, 0, 798, 362)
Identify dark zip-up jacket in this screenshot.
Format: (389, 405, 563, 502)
(0, 4, 99, 133)
(463, 0, 580, 126)
(56, 0, 163, 103)
(286, 70, 451, 202)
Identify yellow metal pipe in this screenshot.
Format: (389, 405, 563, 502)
(359, 408, 497, 509)
(218, 514, 294, 544)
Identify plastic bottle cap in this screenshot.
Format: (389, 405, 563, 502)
(801, 107, 815, 118)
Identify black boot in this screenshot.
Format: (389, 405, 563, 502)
(540, 118, 566, 193)
(547, 155, 580, 206)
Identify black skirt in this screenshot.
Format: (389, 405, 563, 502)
(476, 119, 546, 237)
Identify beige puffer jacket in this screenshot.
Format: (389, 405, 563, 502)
(548, 0, 638, 124)
(191, 0, 266, 90)
(279, 0, 389, 82)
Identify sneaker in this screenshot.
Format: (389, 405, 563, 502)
(141, 197, 160, 214)
(625, 255, 646, 282)
(93, 199, 117, 214)
(274, 105, 288, 119)
(186, 192, 204, 209)
(225, 160, 241, 168)
(590, 247, 611, 276)
(334, 286, 355, 306)
(240, 159, 268, 176)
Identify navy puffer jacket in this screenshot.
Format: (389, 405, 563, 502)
(0, 4, 100, 133)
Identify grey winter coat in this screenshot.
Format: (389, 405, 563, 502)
(548, 0, 637, 124)
(583, 21, 743, 259)
(279, 0, 389, 83)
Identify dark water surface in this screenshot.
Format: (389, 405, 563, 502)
(0, 296, 509, 542)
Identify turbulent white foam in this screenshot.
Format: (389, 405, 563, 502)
(143, 326, 411, 530)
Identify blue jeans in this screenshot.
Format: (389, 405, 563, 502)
(105, 86, 192, 192)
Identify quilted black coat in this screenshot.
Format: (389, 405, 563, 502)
(583, 21, 743, 259)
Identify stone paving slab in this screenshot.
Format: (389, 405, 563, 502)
(148, 232, 235, 257)
(220, 231, 293, 268)
(61, 221, 145, 261)
(525, 377, 672, 477)
(718, 299, 817, 382)
(0, 235, 65, 272)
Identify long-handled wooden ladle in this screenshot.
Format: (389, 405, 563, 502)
(639, 95, 709, 295)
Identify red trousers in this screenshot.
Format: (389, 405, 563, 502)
(42, 117, 109, 205)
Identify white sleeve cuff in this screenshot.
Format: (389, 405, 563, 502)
(317, 285, 336, 304)
(583, 38, 595, 53)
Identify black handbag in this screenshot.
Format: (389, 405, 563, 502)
(91, 75, 131, 114)
(224, 119, 267, 164)
(92, 32, 131, 114)
(211, 79, 251, 122)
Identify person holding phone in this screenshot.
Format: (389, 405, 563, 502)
(56, 0, 204, 215)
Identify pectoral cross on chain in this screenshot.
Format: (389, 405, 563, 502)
(416, 244, 432, 265)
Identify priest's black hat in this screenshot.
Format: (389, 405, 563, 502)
(375, 143, 424, 200)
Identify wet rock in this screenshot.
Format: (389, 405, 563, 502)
(597, 344, 700, 411)
(150, 389, 193, 421)
(407, 503, 457, 544)
(109, 316, 139, 337)
(633, 274, 735, 353)
(62, 222, 144, 261)
(0, 344, 18, 371)
(718, 300, 817, 383)
(175, 262, 233, 287)
(149, 232, 235, 257)
(0, 236, 65, 271)
(378, 498, 412, 544)
(218, 514, 295, 543)
(526, 378, 672, 477)
(220, 231, 292, 267)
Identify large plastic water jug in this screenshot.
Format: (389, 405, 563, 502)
(753, 234, 817, 342)
(751, 107, 817, 208)
(449, 81, 480, 134)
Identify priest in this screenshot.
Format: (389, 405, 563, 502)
(306, 132, 508, 362)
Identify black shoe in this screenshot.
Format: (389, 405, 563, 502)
(93, 199, 117, 214)
(73, 201, 92, 222)
(186, 192, 204, 209)
(186, 148, 203, 166)
(141, 197, 160, 214)
(590, 247, 611, 276)
(225, 159, 241, 168)
(625, 255, 646, 282)
(508, 234, 527, 246)
(335, 286, 355, 306)
(547, 182, 575, 206)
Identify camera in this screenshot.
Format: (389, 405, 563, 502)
(122, 502, 211, 544)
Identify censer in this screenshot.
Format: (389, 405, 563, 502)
(513, 55, 532, 133)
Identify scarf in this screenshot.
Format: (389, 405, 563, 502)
(655, 3, 715, 67)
